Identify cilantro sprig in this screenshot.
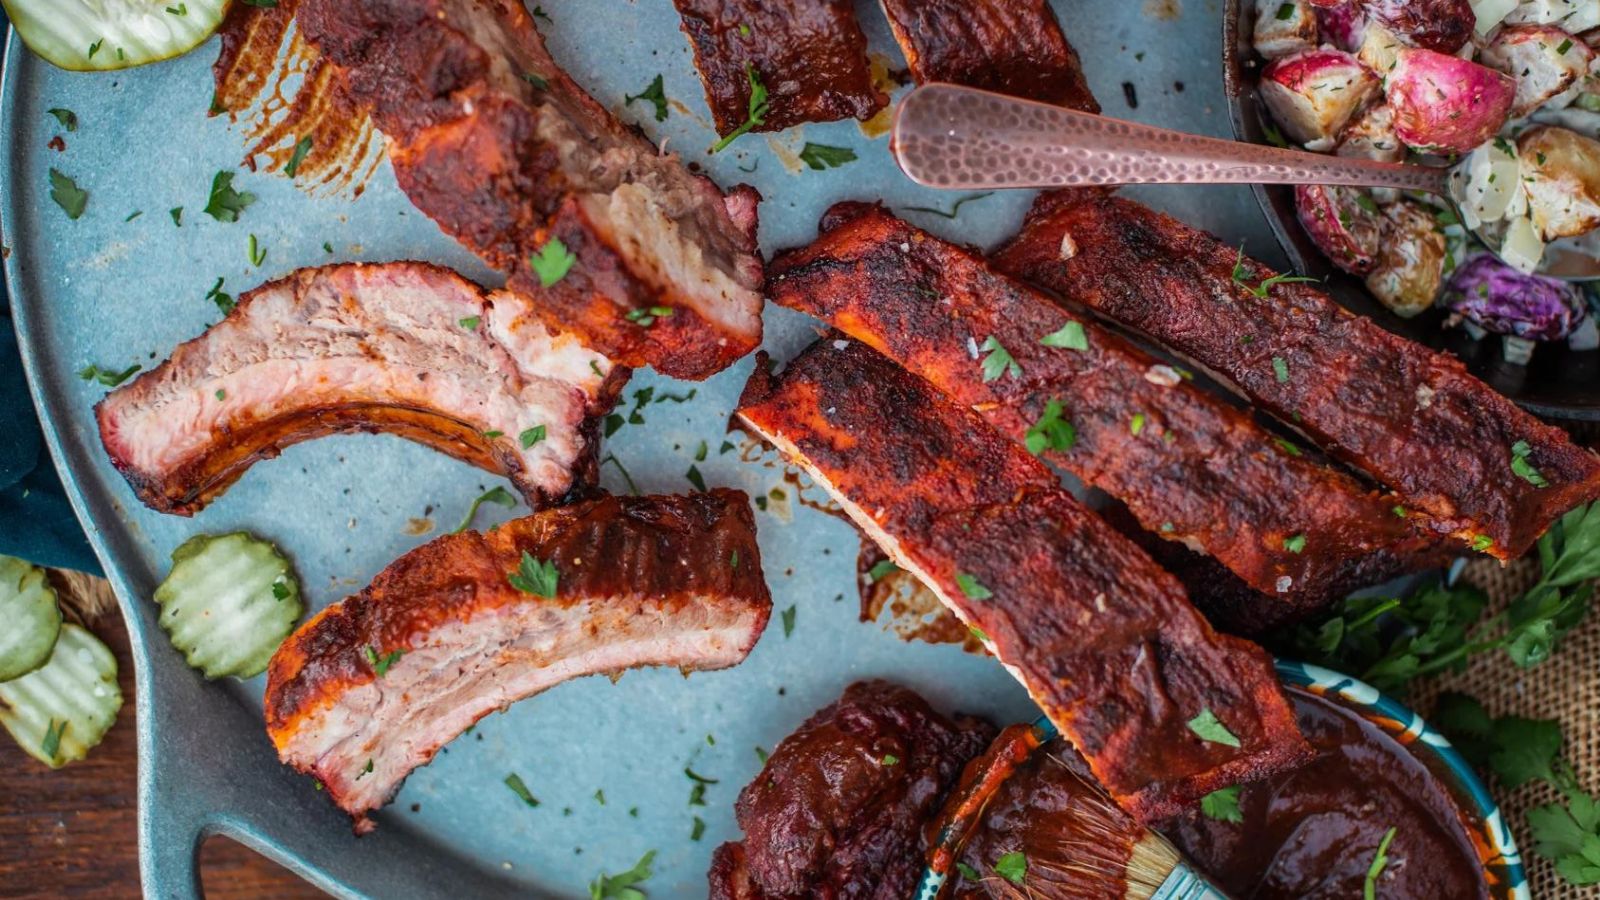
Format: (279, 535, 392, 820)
(710, 65, 768, 153)
(1230, 248, 1318, 298)
(507, 551, 559, 598)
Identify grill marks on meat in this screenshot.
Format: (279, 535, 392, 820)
(674, 0, 887, 136)
(878, 0, 1099, 114)
(767, 204, 1442, 625)
(266, 490, 771, 831)
(709, 680, 995, 900)
(995, 190, 1600, 558)
(97, 262, 622, 516)
(736, 341, 1310, 822)
(296, 0, 765, 380)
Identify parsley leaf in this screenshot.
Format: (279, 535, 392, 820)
(798, 143, 857, 170)
(283, 136, 313, 177)
(956, 573, 993, 600)
(1284, 533, 1306, 554)
(956, 862, 982, 882)
(625, 74, 669, 122)
(364, 645, 405, 677)
(1025, 398, 1076, 455)
(781, 604, 796, 637)
(203, 171, 256, 222)
(1511, 440, 1549, 488)
(1201, 785, 1243, 823)
(686, 464, 708, 492)
(504, 773, 540, 807)
(78, 363, 141, 387)
(1186, 708, 1241, 747)
(993, 851, 1027, 886)
(507, 551, 559, 598)
(49, 169, 88, 219)
(710, 65, 769, 153)
(520, 425, 547, 449)
(1272, 356, 1290, 383)
(529, 238, 577, 288)
(206, 278, 234, 314)
(47, 108, 78, 132)
(459, 316, 480, 330)
(453, 486, 517, 533)
(979, 336, 1021, 382)
(1040, 320, 1088, 350)
(868, 560, 900, 582)
(1363, 827, 1397, 900)
(589, 850, 656, 900)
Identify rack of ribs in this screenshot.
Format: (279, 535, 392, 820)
(766, 203, 1446, 629)
(673, 0, 887, 138)
(97, 262, 624, 516)
(266, 490, 771, 832)
(737, 339, 1311, 822)
(995, 189, 1600, 559)
(294, 0, 765, 380)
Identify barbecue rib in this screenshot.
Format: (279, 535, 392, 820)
(878, 0, 1099, 113)
(97, 262, 623, 516)
(767, 204, 1443, 626)
(266, 490, 770, 831)
(709, 680, 995, 900)
(295, 0, 766, 380)
(674, 0, 887, 137)
(737, 341, 1311, 822)
(994, 189, 1600, 558)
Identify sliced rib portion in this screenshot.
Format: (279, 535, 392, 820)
(768, 204, 1443, 626)
(266, 490, 770, 831)
(674, 0, 887, 136)
(994, 190, 1600, 558)
(97, 262, 623, 516)
(878, 0, 1098, 113)
(709, 680, 995, 900)
(296, 0, 765, 380)
(737, 341, 1310, 822)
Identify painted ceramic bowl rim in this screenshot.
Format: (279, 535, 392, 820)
(1276, 658, 1530, 900)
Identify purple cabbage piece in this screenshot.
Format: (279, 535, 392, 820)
(1444, 255, 1586, 341)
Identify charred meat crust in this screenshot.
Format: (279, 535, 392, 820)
(95, 261, 624, 516)
(995, 190, 1600, 558)
(266, 490, 771, 826)
(295, 0, 765, 380)
(712, 680, 995, 900)
(878, 0, 1099, 113)
(673, 0, 887, 135)
(737, 342, 1311, 822)
(767, 204, 1444, 622)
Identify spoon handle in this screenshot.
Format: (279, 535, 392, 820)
(893, 84, 1448, 194)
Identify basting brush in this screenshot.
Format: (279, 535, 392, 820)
(915, 719, 1228, 900)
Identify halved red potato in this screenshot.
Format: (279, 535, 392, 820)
(1254, 0, 1320, 60)
(1260, 48, 1381, 148)
(1481, 25, 1595, 116)
(1386, 48, 1517, 153)
(1314, 0, 1368, 51)
(1358, 21, 1407, 75)
(1365, 200, 1448, 316)
(1295, 184, 1384, 274)
(1366, 0, 1477, 53)
(1517, 125, 1600, 240)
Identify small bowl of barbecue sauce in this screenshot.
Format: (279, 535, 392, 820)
(1163, 660, 1528, 900)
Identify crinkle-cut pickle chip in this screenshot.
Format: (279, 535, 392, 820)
(154, 532, 304, 680)
(0, 554, 62, 682)
(0, 623, 122, 768)
(0, 0, 229, 72)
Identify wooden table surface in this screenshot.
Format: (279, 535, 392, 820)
(0, 610, 324, 900)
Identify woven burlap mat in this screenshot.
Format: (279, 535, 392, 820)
(1409, 557, 1600, 900)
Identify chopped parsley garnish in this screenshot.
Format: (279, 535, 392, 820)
(1040, 320, 1088, 350)
(755, 746, 769, 764)
(242, 0, 278, 6)
(956, 862, 982, 882)
(594, 789, 606, 805)
(868, 559, 900, 582)
(1130, 412, 1147, 436)
(507, 551, 559, 598)
(979, 336, 1021, 382)
(1275, 1, 1295, 18)
(1201, 785, 1244, 822)
(40, 720, 67, 762)
(589, 850, 656, 900)
(1354, 193, 1380, 215)
(125, 210, 142, 222)
(453, 486, 517, 533)
(798, 143, 857, 170)
(1272, 356, 1290, 383)
(710, 65, 769, 153)
(902, 192, 993, 220)
(459, 316, 481, 330)
(49, 169, 88, 220)
(625, 74, 669, 122)
(969, 624, 989, 643)
(529, 238, 576, 287)
(78, 363, 140, 387)
(1471, 534, 1494, 553)
(1557, 38, 1574, 55)
(203, 171, 256, 222)
(170, 207, 183, 226)
(247, 233, 266, 266)
(363, 645, 405, 676)
(694, 440, 708, 462)
(625, 306, 675, 328)
(1363, 827, 1397, 899)
(483, 430, 504, 439)
(521, 71, 550, 90)
(686, 464, 707, 492)
(730, 549, 739, 569)
(1025, 398, 1076, 455)
(284, 136, 313, 177)
(690, 816, 706, 841)
(1284, 533, 1306, 554)
(1273, 437, 1302, 457)
(87, 39, 102, 60)
(993, 851, 1027, 886)
(1511, 440, 1548, 488)
(48, 108, 78, 131)
(685, 767, 718, 784)
(271, 581, 290, 601)
(1186, 708, 1241, 747)
(519, 425, 547, 449)
(881, 754, 900, 766)
(504, 773, 540, 807)
(956, 573, 993, 601)
(781, 604, 796, 637)
(215, 389, 226, 401)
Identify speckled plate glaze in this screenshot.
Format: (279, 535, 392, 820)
(3, 2, 1293, 897)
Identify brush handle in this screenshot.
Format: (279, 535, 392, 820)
(1151, 864, 1233, 900)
